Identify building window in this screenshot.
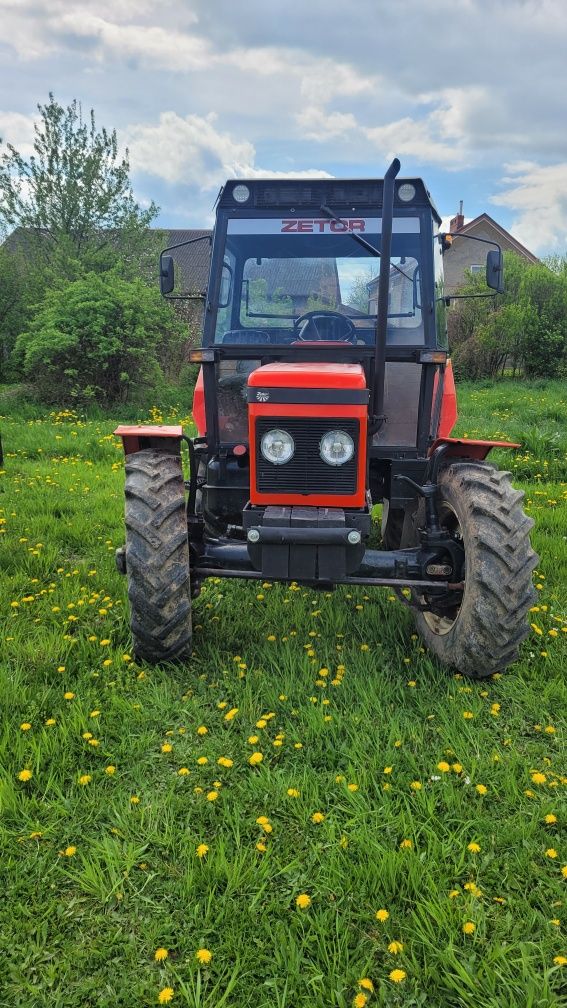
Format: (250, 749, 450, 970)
(470, 264, 483, 274)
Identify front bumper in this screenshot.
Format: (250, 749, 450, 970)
(243, 505, 370, 580)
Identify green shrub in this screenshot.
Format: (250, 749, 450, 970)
(14, 270, 185, 404)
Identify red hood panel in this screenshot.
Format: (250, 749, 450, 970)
(248, 362, 366, 390)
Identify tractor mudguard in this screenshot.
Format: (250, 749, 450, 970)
(428, 436, 521, 460)
(113, 425, 183, 456)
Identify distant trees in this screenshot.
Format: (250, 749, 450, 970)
(0, 95, 180, 401)
(450, 252, 567, 380)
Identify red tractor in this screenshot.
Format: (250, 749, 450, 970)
(114, 159, 537, 677)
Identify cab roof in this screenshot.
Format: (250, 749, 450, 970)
(217, 177, 442, 226)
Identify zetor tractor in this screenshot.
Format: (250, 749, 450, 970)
(114, 159, 537, 678)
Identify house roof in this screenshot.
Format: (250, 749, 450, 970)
(455, 213, 539, 263)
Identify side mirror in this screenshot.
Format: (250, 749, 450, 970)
(486, 249, 504, 293)
(160, 254, 175, 296)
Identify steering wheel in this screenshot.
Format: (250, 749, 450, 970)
(294, 310, 357, 343)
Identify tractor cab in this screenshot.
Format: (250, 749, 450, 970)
(114, 160, 536, 679)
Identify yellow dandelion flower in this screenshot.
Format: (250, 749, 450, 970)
(553, 955, 567, 966)
(256, 841, 267, 852)
(45, 718, 56, 726)
(410, 780, 422, 790)
(154, 947, 168, 962)
(130, 795, 140, 804)
(353, 995, 368, 1008)
(64, 692, 75, 700)
(467, 842, 481, 853)
(195, 948, 212, 964)
(295, 893, 311, 909)
(475, 784, 488, 796)
(531, 772, 547, 784)
(544, 814, 557, 824)
(388, 940, 404, 954)
(358, 978, 374, 992)
(561, 866, 567, 878)
(287, 788, 300, 797)
(158, 987, 174, 1004)
(248, 735, 259, 744)
(224, 707, 238, 721)
(256, 815, 270, 826)
(196, 726, 208, 736)
(206, 790, 218, 802)
(545, 848, 558, 859)
(437, 761, 451, 772)
(105, 765, 116, 775)
(449, 889, 460, 899)
(196, 756, 208, 765)
(161, 743, 173, 753)
(217, 757, 233, 768)
(177, 767, 190, 776)
(389, 969, 406, 983)
(20, 722, 32, 731)
(249, 751, 263, 766)
(463, 711, 474, 719)
(17, 769, 33, 782)
(375, 908, 389, 922)
(196, 843, 209, 858)
(61, 845, 77, 857)
(463, 921, 476, 934)
(78, 774, 91, 786)
(400, 838, 413, 849)
(347, 782, 359, 792)
(311, 811, 325, 824)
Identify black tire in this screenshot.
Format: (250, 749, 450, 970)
(124, 449, 192, 663)
(414, 461, 538, 678)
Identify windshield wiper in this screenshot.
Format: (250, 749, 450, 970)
(319, 204, 414, 283)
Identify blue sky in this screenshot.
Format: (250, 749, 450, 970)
(1, 0, 566, 255)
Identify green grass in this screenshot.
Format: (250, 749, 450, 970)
(1, 382, 566, 1008)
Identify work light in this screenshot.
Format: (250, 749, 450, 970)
(232, 184, 250, 203)
(260, 428, 295, 465)
(319, 430, 355, 466)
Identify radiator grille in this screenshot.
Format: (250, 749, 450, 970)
(255, 417, 359, 495)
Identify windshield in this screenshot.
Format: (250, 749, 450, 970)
(214, 216, 424, 346)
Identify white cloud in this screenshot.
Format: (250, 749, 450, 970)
(364, 115, 466, 167)
(296, 107, 358, 142)
(0, 110, 36, 156)
(490, 161, 567, 253)
(125, 111, 332, 187)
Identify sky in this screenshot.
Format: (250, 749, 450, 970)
(0, 0, 566, 256)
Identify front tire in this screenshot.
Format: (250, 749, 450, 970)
(124, 449, 192, 663)
(414, 461, 538, 678)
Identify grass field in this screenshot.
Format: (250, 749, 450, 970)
(1, 380, 566, 1008)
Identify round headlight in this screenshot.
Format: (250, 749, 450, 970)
(398, 183, 416, 202)
(319, 430, 355, 466)
(260, 428, 294, 465)
(232, 184, 250, 203)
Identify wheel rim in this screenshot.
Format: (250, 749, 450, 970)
(421, 502, 464, 636)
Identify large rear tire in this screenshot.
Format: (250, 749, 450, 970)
(414, 461, 538, 678)
(124, 449, 192, 664)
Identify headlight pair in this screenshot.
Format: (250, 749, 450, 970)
(260, 428, 355, 467)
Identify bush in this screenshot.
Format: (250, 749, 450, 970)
(14, 270, 185, 404)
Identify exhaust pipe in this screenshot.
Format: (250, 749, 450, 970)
(370, 157, 400, 433)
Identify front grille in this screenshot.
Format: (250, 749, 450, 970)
(256, 417, 359, 495)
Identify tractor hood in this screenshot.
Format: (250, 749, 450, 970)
(247, 362, 368, 404)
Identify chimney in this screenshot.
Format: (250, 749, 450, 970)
(450, 200, 464, 233)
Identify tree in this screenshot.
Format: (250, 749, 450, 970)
(0, 94, 162, 281)
(14, 270, 185, 405)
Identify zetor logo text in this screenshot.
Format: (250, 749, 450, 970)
(281, 218, 366, 233)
